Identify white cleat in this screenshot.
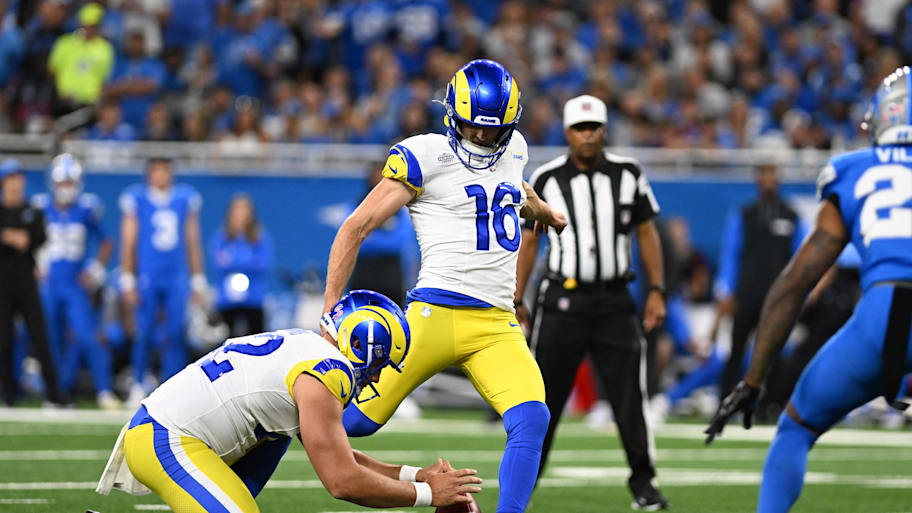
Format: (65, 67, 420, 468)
(126, 384, 146, 410)
(97, 390, 124, 411)
(586, 400, 614, 429)
(392, 396, 422, 420)
(649, 394, 670, 426)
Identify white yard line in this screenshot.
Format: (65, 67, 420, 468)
(0, 498, 53, 504)
(0, 447, 908, 463)
(134, 505, 170, 510)
(5, 468, 912, 492)
(2, 407, 912, 446)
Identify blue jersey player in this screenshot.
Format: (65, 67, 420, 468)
(120, 158, 207, 408)
(705, 67, 912, 512)
(33, 154, 119, 409)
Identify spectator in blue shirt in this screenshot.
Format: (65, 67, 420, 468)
(163, 0, 222, 50)
(104, 29, 166, 129)
(209, 193, 273, 338)
(86, 100, 136, 141)
(215, 4, 275, 99)
(0, 9, 23, 87)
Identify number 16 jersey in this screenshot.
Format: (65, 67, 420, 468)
(817, 145, 912, 290)
(141, 329, 355, 464)
(382, 132, 529, 312)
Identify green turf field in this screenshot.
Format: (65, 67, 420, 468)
(0, 408, 909, 513)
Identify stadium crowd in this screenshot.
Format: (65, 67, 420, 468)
(0, 0, 908, 149)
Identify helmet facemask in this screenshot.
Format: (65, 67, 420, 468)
(48, 154, 84, 206)
(319, 290, 410, 404)
(440, 59, 523, 171)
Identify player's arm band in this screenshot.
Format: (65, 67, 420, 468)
(399, 465, 420, 482)
(412, 481, 432, 507)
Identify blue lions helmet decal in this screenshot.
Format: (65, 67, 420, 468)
(441, 59, 522, 170)
(320, 290, 410, 402)
(863, 66, 912, 146)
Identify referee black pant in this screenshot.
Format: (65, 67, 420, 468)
(531, 278, 657, 493)
(0, 268, 65, 406)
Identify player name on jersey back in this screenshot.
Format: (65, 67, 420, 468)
(875, 146, 912, 163)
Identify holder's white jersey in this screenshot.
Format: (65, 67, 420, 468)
(141, 329, 355, 464)
(382, 132, 529, 311)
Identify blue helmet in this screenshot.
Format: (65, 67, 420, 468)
(319, 290, 410, 402)
(863, 66, 912, 146)
(441, 59, 522, 170)
(47, 153, 84, 204)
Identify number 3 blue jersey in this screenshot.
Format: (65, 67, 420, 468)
(32, 193, 106, 282)
(817, 145, 912, 290)
(119, 183, 201, 277)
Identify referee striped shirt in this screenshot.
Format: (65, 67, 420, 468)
(525, 151, 660, 283)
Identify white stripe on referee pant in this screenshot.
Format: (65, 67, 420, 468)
(167, 432, 244, 513)
(528, 279, 550, 358)
(638, 336, 658, 486)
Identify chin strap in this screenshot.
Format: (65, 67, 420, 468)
(319, 313, 338, 341)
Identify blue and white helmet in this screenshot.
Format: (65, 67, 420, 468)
(48, 153, 84, 205)
(441, 59, 522, 170)
(320, 290, 410, 402)
(863, 66, 912, 146)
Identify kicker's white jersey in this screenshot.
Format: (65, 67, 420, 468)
(382, 132, 529, 311)
(141, 329, 355, 464)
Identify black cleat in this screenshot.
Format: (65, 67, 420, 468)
(631, 484, 670, 511)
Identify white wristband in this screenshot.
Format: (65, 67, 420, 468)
(399, 465, 420, 482)
(412, 481, 432, 507)
(190, 273, 208, 294)
(84, 259, 107, 286)
(119, 272, 136, 292)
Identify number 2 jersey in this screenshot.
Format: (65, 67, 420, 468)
(118, 183, 201, 278)
(141, 329, 355, 464)
(382, 132, 529, 312)
(817, 145, 912, 290)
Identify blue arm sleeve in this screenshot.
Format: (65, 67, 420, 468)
(714, 209, 743, 298)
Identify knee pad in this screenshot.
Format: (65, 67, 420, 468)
(343, 404, 383, 437)
(503, 401, 550, 447)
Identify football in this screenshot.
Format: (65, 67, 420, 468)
(435, 495, 481, 513)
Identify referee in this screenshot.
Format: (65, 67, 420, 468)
(515, 95, 669, 510)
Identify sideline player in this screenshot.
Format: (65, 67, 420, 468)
(704, 67, 912, 513)
(322, 59, 567, 513)
(119, 158, 207, 406)
(33, 154, 118, 409)
(97, 290, 482, 511)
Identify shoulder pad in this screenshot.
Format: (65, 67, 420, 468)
(285, 357, 355, 406)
